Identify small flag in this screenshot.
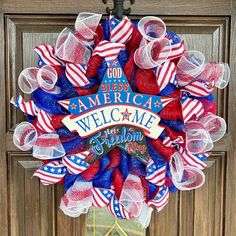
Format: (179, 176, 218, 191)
(167, 40, 185, 60)
(110, 16, 133, 44)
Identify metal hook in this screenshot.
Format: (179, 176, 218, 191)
(102, 0, 135, 20)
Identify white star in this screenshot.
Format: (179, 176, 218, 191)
(44, 167, 48, 171)
(111, 21, 116, 25)
(76, 159, 81, 164)
(50, 168, 55, 172)
(58, 168, 62, 173)
(71, 156, 75, 160)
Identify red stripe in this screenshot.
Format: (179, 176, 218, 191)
(63, 157, 84, 174)
(185, 152, 206, 168)
(35, 45, 56, 65)
(44, 44, 62, 65)
(159, 61, 172, 88)
(111, 19, 128, 38)
(184, 101, 200, 121)
(34, 170, 63, 180)
(147, 168, 166, 181)
(94, 188, 107, 206)
(67, 64, 87, 84)
(94, 45, 123, 54)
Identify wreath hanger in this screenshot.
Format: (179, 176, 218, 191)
(102, 0, 135, 19)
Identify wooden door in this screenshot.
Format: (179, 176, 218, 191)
(1, 1, 235, 235)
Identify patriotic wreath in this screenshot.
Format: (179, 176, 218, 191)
(12, 13, 230, 228)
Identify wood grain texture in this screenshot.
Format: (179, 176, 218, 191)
(224, 1, 236, 236)
(0, 13, 8, 236)
(7, 152, 55, 236)
(1, 0, 232, 15)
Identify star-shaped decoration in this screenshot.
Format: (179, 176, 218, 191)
(58, 58, 173, 164)
(111, 20, 116, 26)
(121, 108, 132, 121)
(70, 103, 77, 110)
(155, 101, 161, 107)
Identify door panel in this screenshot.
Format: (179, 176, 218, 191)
(1, 0, 235, 235)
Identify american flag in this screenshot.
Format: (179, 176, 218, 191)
(36, 109, 55, 133)
(180, 92, 204, 123)
(167, 40, 185, 61)
(33, 161, 66, 185)
(148, 185, 169, 212)
(62, 151, 90, 175)
(146, 158, 166, 186)
(155, 61, 177, 91)
(92, 188, 114, 208)
(178, 146, 208, 170)
(110, 16, 133, 44)
(11, 95, 38, 116)
(34, 44, 64, 66)
(181, 80, 215, 97)
(65, 63, 90, 87)
(107, 195, 131, 220)
(93, 40, 125, 61)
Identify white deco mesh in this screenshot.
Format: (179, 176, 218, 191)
(185, 121, 213, 154)
(33, 133, 65, 159)
(13, 122, 38, 151)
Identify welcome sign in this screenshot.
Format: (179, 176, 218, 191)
(59, 59, 170, 162)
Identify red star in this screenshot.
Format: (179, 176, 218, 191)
(154, 101, 161, 107)
(111, 60, 118, 66)
(121, 108, 132, 121)
(70, 103, 77, 110)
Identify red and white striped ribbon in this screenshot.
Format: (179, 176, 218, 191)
(62, 150, 91, 175)
(36, 109, 55, 133)
(148, 185, 169, 212)
(145, 159, 166, 186)
(33, 161, 66, 185)
(110, 16, 133, 44)
(156, 61, 176, 91)
(34, 44, 64, 66)
(93, 40, 125, 61)
(92, 188, 114, 208)
(65, 63, 89, 87)
(167, 40, 185, 60)
(181, 80, 215, 97)
(11, 95, 55, 133)
(11, 95, 39, 116)
(178, 146, 207, 170)
(181, 95, 204, 123)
